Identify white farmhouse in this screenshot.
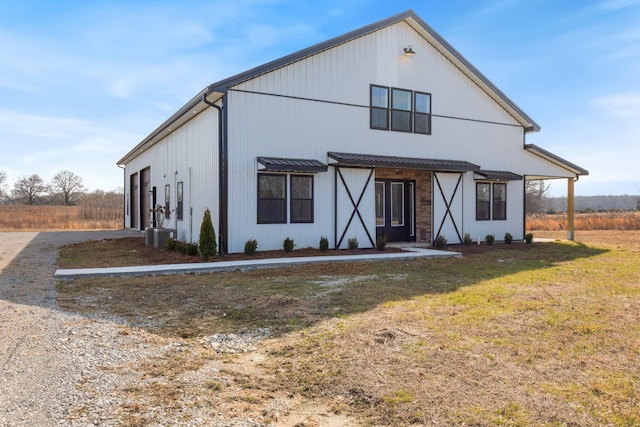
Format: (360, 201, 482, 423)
(117, 10, 588, 254)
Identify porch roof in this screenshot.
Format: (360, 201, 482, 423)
(257, 156, 328, 173)
(474, 170, 523, 181)
(327, 152, 480, 172)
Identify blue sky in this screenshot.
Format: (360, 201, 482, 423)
(1, 0, 638, 197)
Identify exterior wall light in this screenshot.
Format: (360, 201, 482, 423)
(403, 45, 415, 56)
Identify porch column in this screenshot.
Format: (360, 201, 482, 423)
(567, 177, 575, 241)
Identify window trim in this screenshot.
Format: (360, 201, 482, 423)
(176, 181, 183, 221)
(476, 182, 508, 221)
(390, 87, 413, 133)
(414, 91, 432, 135)
(290, 174, 314, 224)
(370, 84, 389, 130)
(257, 173, 287, 224)
(492, 182, 507, 221)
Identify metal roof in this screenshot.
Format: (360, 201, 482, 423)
(474, 170, 523, 181)
(327, 152, 480, 172)
(118, 9, 540, 166)
(257, 157, 328, 173)
(524, 144, 589, 176)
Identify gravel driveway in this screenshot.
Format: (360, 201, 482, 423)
(0, 230, 150, 426)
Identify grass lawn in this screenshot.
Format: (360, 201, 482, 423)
(56, 231, 640, 425)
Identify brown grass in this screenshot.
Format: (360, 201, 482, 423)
(527, 211, 640, 231)
(56, 231, 640, 425)
(0, 205, 122, 231)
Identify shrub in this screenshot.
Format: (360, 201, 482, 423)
(504, 232, 513, 244)
(187, 242, 198, 257)
(319, 236, 329, 252)
(376, 234, 388, 251)
(524, 233, 534, 244)
(283, 237, 295, 253)
(199, 208, 217, 260)
(166, 237, 177, 251)
(434, 235, 447, 249)
(485, 234, 495, 245)
(175, 241, 187, 255)
(347, 237, 359, 250)
(244, 238, 258, 256)
(463, 233, 473, 246)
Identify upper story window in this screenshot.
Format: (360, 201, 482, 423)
(371, 85, 431, 135)
(414, 92, 431, 134)
(370, 85, 389, 130)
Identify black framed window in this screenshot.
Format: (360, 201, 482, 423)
(290, 175, 314, 223)
(414, 92, 431, 134)
(391, 88, 412, 132)
(476, 183, 490, 221)
(476, 182, 508, 221)
(492, 183, 507, 220)
(164, 184, 171, 219)
(370, 85, 389, 130)
(176, 181, 183, 221)
(258, 174, 286, 224)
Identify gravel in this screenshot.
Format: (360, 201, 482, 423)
(0, 231, 271, 426)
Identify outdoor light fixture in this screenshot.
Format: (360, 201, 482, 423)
(403, 45, 415, 56)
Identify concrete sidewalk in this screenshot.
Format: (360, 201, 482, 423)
(53, 247, 460, 279)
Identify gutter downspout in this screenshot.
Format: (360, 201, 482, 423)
(118, 164, 126, 229)
(202, 93, 228, 256)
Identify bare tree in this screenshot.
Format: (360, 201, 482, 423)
(525, 180, 550, 214)
(0, 170, 7, 200)
(50, 170, 86, 206)
(13, 174, 47, 205)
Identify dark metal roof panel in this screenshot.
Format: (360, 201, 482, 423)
(257, 157, 328, 173)
(474, 170, 523, 181)
(524, 144, 589, 176)
(327, 152, 480, 172)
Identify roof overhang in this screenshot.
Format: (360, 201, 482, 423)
(474, 170, 523, 181)
(257, 157, 328, 173)
(117, 89, 223, 166)
(524, 144, 589, 176)
(328, 152, 480, 172)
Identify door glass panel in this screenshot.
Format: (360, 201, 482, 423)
(375, 182, 384, 226)
(391, 182, 404, 226)
(409, 182, 415, 236)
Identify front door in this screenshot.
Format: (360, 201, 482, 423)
(375, 179, 415, 242)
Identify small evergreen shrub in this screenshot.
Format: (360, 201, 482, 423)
(244, 238, 258, 256)
(347, 237, 359, 250)
(176, 241, 187, 255)
(485, 234, 495, 245)
(283, 237, 295, 253)
(199, 208, 217, 260)
(376, 234, 388, 251)
(504, 232, 513, 244)
(434, 235, 447, 249)
(187, 242, 198, 257)
(166, 237, 177, 251)
(463, 232, 473, 246)
(319, 236, 329, 252)
(524, 233, 534, 244)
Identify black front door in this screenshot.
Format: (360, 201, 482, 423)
(375, 179, 415, 242)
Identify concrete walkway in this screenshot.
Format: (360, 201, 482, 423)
(54, 247, 460, 279)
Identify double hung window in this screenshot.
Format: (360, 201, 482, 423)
(370, 85, 431, 135)
(476, 182, 507, 221)
(257, 174, 315, 224)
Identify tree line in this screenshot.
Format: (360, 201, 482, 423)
(0, 169, 122, 206)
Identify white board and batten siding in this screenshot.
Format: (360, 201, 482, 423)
(124, 109, 219, 243)
(226, 20, 536, 250)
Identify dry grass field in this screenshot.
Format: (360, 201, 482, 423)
(56, 230, 640, 425)
(527, 211, 640, 231)
(0, 205, 122, 231)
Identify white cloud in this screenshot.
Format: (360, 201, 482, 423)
(593, 92, 640, 119)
